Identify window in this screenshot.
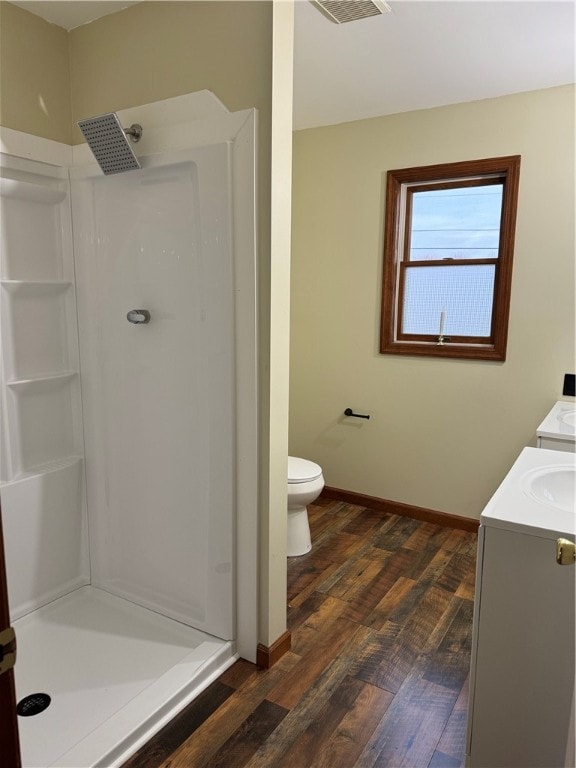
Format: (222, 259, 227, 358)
(380, 156, 521, 360)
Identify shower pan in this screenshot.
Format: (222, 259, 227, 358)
(0, 92, 258, 768)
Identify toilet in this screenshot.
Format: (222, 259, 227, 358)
(287, 456, 324, 557)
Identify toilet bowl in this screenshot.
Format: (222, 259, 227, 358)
(287, 456, 324, 557)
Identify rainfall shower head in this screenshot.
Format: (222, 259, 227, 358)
(77, 113, 143, 175)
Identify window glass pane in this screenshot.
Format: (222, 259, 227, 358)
(401, 264, 495, 336)
(409, 184, 503, 261)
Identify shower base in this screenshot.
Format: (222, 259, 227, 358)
(13, 586, 236, 768)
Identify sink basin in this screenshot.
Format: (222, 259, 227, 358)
(522, 466, 575, 513)
(559, 409, 576, 430)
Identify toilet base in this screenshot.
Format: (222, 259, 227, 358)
(287, 505, 312, 557)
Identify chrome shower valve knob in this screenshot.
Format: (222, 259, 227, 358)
(127, 309, 151, 324)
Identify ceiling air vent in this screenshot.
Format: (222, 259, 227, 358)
(312, 0, 391, 24)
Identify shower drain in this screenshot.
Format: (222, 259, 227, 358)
(17, 693, 51, 717)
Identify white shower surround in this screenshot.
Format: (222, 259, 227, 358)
(0, 91, 258, 766)
(72, 141, 236, 638)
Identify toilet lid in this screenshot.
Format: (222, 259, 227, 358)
(288, 456, 322, 484)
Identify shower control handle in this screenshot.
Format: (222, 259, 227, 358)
(127, 309, 151, 324)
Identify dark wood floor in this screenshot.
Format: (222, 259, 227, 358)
(123, 497, 477, 768)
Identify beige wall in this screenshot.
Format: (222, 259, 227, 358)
(68, 1, 272, 144)
(0, 1, 71, 143)
(290, 85, 575, 520)
(263, 0, 293, 645)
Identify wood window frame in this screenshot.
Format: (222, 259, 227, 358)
(380, 155, 521, 361)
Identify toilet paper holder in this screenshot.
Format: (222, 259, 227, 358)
(344, 408, 370, 420)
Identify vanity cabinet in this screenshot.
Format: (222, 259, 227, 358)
(467, 525, 575, 768)
(466, 447, 575, 768)
(536, 400, 575, 453)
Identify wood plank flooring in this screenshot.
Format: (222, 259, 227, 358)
(123, 498, 477, 768)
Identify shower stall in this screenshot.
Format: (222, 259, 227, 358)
(0, 92, 258, 767)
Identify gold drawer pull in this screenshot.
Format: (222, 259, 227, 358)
(556, 538, 576, 566)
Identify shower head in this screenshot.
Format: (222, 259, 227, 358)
(77, 113, 142, 175)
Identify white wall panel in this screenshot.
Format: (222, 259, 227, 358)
(71, 145, 235, 639)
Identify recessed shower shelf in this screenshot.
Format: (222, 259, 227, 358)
(5, 371, 81, 480)
(0, 176, 67, 205)
(1, 280, 72, 294)
(7, 371, 78, 392)
(8, 455, 84, 485)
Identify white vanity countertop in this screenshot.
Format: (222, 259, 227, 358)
(536, 400, 576, 441)
(480, 446, 575, 539)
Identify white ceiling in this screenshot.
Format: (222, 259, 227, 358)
(8, 0, 576, 130)
(294, 0, 576, 129)
(9, 1, 139, 29)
